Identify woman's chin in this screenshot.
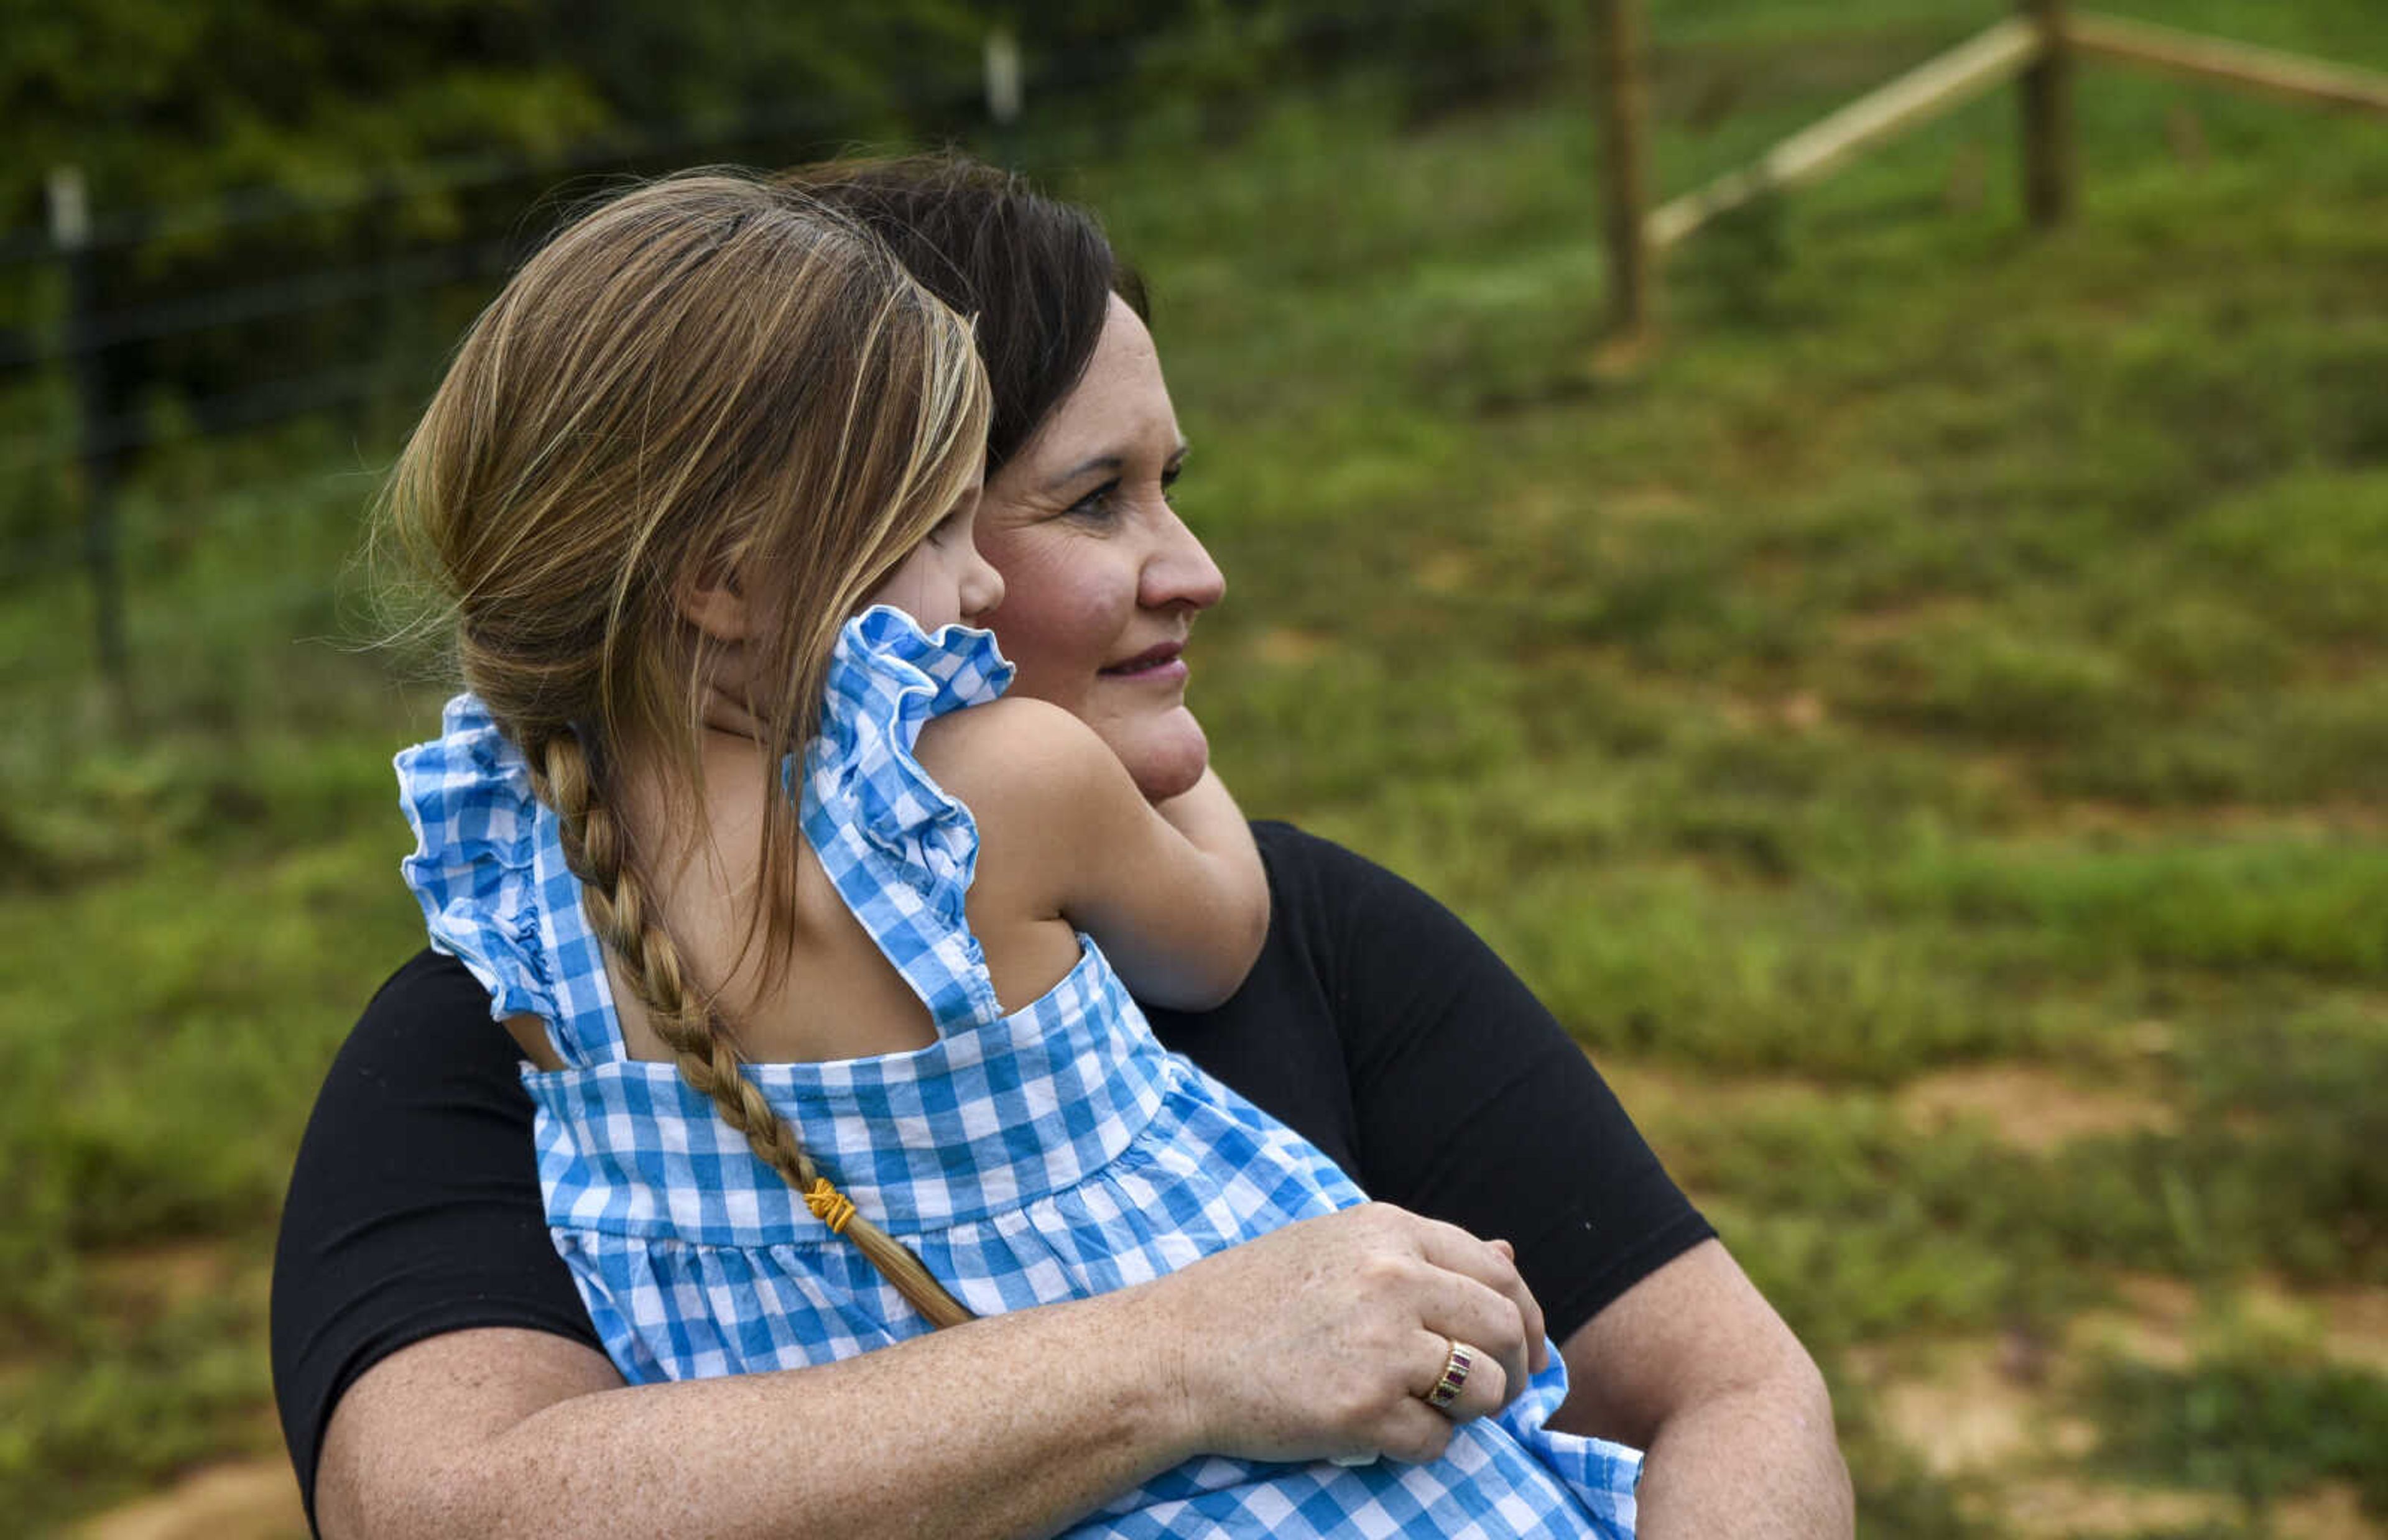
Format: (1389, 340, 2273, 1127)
(1114, 706, 1211, 803)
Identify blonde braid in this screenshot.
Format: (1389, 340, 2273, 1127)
(527, 729, 976, 1331)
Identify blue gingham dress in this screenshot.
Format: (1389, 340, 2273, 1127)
(397, 606, 1641, 1538)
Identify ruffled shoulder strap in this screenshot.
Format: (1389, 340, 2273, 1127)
(395, 695, 626, 1065)
(797, 606, 1016, 1035)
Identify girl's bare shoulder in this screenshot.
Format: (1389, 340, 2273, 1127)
(914, 698, 1116, 823)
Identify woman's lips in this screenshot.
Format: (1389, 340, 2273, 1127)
(1101, 642, 1187, 683)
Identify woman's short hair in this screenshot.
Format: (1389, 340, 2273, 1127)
(782, 155, 1147, 472)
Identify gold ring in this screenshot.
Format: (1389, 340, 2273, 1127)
(1423, 1339, 1476, 1411)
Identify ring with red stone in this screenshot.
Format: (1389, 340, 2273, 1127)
(1422, 1339, 1476, 1413)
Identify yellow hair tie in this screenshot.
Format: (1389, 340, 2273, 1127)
(804, 1176, 858, 1235)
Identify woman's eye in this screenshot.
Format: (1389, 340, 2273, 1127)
(1067, 481, 1120, 522)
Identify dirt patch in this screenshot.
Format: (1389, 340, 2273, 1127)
(1592, 1056, 1843, 1177)
(81, 1240, 274, 1337)
(2246, 1277, 2388, 1376)
(1895, 1063, 2175, 1155)
(1874, 1337, 2045, 1476)
(2037, 797, 2388, 841)
(78, 1458, 307, 1540)
(93, 1243, 228, 1300)
(1833, 596, 1982, 648)
(1591, 485, 1700, 526)
(2070, 1273, 2388, 1378)
(1857, 1324, 2344, 1537)
(1410, 551, 1476, 596)
(1594, 1057, 1839, 1123)
(2069, 1273, 2200, 1371)
(1718, 689, 1828, 734)
(1248, 625, 1335, 666)
(2272, 1482, 2382, 1540)
(1994, 1474, 2240, 1538)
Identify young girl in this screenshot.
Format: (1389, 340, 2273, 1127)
(389, 172, 1639, 1536)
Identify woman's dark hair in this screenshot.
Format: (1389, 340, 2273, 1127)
(782, 155, 1147, 471)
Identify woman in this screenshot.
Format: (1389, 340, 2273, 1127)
(272, 156, 1851, 1538)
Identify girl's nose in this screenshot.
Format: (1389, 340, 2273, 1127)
(963, 548, 1006, 623)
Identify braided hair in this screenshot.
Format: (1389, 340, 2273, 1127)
(382, 172, 988, 1328)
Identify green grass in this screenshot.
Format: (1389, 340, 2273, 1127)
(2093, 1345, 2388, 1517)
(4, 2, 2386, 1531)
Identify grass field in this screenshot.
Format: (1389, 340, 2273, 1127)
(4, 2, 2385, 1534)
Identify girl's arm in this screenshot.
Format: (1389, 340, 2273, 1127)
(1109, 763, 1269, 1005)
(923, 699, 1269, 1010)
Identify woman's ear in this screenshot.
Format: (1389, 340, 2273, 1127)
(678, 569, 752, 644)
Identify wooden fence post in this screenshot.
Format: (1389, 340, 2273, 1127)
(49, 165, 131, 726)
(1593, 0, 1652, 339)
(2020, 0, 2076, 226)
(984, 27, 1023, 166)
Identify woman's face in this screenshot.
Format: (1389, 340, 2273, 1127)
(978, 295, 1225, 801)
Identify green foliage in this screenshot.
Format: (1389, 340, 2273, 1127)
(1880, 839, 2388, 979)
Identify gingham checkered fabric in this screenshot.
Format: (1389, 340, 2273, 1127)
(397, 607, 1641, 1538)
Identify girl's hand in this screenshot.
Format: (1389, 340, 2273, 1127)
(1137, 1204, 1546, 1467)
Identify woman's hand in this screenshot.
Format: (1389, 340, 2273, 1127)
(1140, 1203, 1546, 1468)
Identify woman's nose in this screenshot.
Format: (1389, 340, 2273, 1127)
(1141, 507, 1225, 612)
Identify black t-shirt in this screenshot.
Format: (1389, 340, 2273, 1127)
(271, 821, 1711, 1524)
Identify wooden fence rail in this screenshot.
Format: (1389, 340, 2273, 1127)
(1644, 15, 2042, 251)
(2065, 12, 2388, 116)
(1599, 1, 2388, 339)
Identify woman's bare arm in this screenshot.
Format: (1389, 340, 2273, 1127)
(316, 1204, 1544, 1540)
(318, 1309, 1184, 1540)
(1550, 1240, 1853, 1540)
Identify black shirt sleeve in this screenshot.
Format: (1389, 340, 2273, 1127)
(1243, 823, 1713, 1342)
(269, 949, 597, 1531)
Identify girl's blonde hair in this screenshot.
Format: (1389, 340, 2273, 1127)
(384, 171, 989, 1327)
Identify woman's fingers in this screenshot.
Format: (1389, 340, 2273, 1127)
(1405, 1214, 1547, 1378)
(1410, 1329, 1511, 1423)
(1371, 1395, 1461, 1466)
(1394, 1265, 1532, 1414)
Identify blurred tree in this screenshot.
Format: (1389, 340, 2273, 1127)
(0, 0, 1562, 526)
(0, 0, 986, 512)
(0, 0, 608, 228)
(0, 0, 1001, 228)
